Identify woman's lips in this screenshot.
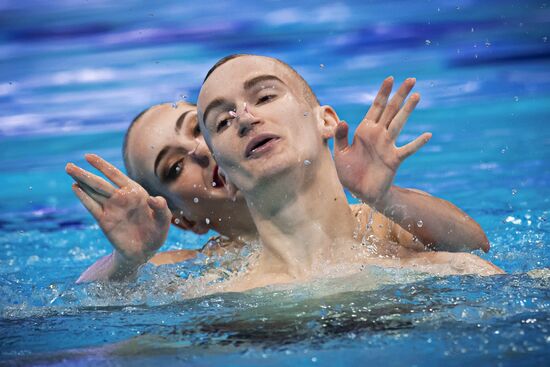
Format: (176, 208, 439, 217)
(212, 165, 224, 188)
(245, 134, 280, 158)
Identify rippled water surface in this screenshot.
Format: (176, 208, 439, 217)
(1, 0, 549, 366)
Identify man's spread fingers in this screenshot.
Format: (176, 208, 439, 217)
(365, 76, 393, 122)
(66, 163, 115, 198)
(85, 154, 131, 188)
(388, 93, 420, 140)
(72, 183, 102, 220)
(380, 78, 415, 128)
(398, 132, 432, 160)
(334, 121, 350, 152)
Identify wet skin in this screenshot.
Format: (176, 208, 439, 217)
(196, 55, 502, 292)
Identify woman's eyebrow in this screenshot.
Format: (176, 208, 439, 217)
(154, 146, 172, 178)
(175, 110, 192, 134)
(243, 75, 285, 91)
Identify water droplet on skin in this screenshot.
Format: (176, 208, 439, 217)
(425, 39, 432, 46)
(304, 160, 311, 166)
(205, 218, 210, 224)
(417, 220, 423, 227)
(193, 197, 199, 203)
(303, 112, 309, 116)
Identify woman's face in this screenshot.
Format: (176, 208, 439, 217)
(125, 102, 241, 232)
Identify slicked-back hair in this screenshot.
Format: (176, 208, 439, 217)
(122, 102, 196, 196)
(203, 54, 320, 106)
(122, 106, 151, 178)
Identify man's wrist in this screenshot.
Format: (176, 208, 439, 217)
(371, 186, 396, 213)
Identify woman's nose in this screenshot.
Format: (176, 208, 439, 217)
(189, 140, 210, 168)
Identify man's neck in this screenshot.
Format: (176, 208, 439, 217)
(244, 151, 358, 279)
(212, 197, 258, 241)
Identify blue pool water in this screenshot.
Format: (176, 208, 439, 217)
(1, 0, 549, 365)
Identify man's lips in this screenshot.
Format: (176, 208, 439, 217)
(245, 133, 280, 158)
(212, 165, 224, 188)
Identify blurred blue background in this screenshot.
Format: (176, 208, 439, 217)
(0, 0, 549, 365)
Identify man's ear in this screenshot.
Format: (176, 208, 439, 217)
(218, 167, 239, 201)
(317, 105, 340, 141)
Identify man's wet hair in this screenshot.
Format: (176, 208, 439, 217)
(203, 54, 320, 106)
(122, 102, 196, 198)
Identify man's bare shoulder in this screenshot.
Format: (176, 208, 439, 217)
(402, 251, 505, 276)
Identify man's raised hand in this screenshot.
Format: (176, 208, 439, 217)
(334, 77, 432, 207)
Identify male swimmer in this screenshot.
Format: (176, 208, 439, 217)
(196, 54, 503, 292)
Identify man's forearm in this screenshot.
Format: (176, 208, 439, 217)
(374, 186, 490, 252)
(75, 251, 144, 283)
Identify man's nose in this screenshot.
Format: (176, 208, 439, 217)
(189, 140, 210, 168)
(236, 106, 260, 137)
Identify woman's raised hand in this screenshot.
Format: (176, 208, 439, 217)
(66, 154, 172, 266)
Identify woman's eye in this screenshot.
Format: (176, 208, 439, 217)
(257, 94, 275, 105)
(166, 160, 184, 181)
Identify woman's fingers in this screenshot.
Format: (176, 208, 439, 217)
(71, 183, 103, 221)
(380, 78, 416, 128)
(364, 76, 393, 123)
(78, 180, 108, 205)
(388, 93, 420, 140)
(397, 132, 432, 160)
(85, 154, 131, 188)
(65, 163, 115, 198)
(147, 196, 171, 226)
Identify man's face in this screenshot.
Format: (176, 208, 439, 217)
(126, 102, 231, 225)
(198, 56, 324, 193)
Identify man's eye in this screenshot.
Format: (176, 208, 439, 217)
(257, 94, 275, 105)
(216, 118, 231, 132)
(166, 160, 184, 181)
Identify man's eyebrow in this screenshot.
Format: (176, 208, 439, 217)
(202, 98, 233, 124)
(175, 110, 192, 134)
(244, 75, 285, 91)
(154, 146, 171, 178)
